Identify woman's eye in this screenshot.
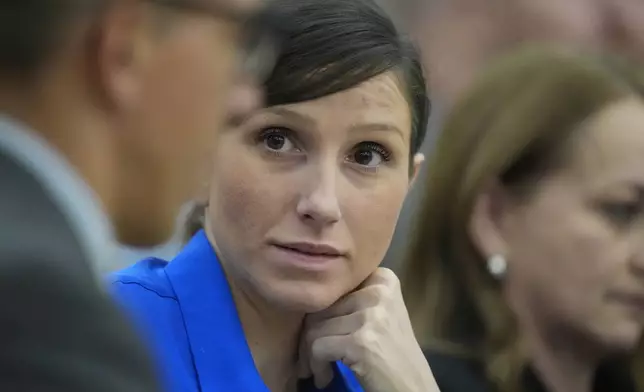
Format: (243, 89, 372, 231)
(353, 149, 382, 166)
(601, 202, 641, 227)
(348, 142, 392, 169)
(259, 127, 299, 154)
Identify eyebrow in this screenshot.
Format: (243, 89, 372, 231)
(266, 107, 405, 139)
(265, 107, 316, 127)
(349, 123, 405, 140)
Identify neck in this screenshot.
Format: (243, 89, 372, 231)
(207, 225, 305, 392)
(520, 313, 600, 392)
(205, 226, 306, 392)
(0, 73, 117, 219)
(229, 277, 304, 392)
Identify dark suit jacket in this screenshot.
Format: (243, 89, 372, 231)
(0, 150, 160, 391)
(425, 349, 635, 392)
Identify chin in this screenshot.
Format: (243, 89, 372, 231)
(260, 280, 346, 314)
(595, 322, 643, 354)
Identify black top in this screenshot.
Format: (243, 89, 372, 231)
(424, 349, 636, 392)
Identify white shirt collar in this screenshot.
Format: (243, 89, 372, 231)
(0, 115, 116, 275)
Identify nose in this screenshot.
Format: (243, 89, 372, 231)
(296, 165, 342, 228)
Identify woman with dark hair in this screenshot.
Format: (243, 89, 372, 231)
(110, 0, 437, 391)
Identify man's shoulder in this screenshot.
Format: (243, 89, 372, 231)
(0, 149, 88, 273)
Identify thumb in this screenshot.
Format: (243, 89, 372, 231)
(311, 358, 334, 389)
(310, 336, 347, 389)
(297, 327, 312, 379)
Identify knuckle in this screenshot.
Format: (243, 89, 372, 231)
(377, 267, 399, 285)
(361, 286, 381, 307)
(356, 309, 369, 327)
(310, 338, 327, 360)
(354, 328, 378, 350)
(372, 284, 393, 302)
(368, 305, 388, 325)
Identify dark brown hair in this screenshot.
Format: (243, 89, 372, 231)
(0, 1, 103, 77)
(184, 0, 429, 241)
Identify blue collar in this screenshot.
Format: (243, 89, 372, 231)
(164, 231, 362, 392)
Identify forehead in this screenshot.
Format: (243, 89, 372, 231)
(280, 72, 412, 136)
(567, 98, 644, 186)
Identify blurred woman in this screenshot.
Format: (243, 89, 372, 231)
(402, 47, 644, 392)
(110, 0, 438, 391)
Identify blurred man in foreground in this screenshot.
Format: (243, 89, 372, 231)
(0, 0, 275, 390)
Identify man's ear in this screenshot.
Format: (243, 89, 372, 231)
(468, 180, 513, 262)
(409, 152, 425, 189)
(93, 2, 152, 111)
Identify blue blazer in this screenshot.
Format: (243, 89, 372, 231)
(110, 230, 364, 392)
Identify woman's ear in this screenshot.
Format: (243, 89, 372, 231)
(409, 153, 425, 189)
(194, 154, 213, 206)
(195, 179, 210, 206)
(468, 180, 513, 261)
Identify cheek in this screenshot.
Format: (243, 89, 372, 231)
(344, 180, 408, 275)
(208, 143, 289, 245)
(136, 42, 232, 195)
(507, 198, 624, 323)
(210, 159, 264, 238)
(164, 27, 237, 148)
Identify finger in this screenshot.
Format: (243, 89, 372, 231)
(310, 358, 334, 389)
(361, 267, 399, 288)
(308, 290, 371, 322)
(309, 335, 355, 388)
(304, 312, 363, 387)
(310, 282, 390, 322)
(310, 334, 355, 365)
(298, 327, 312, 379)
(305, 311, 364, 343)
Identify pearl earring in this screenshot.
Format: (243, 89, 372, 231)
(487, 254, 507, 279)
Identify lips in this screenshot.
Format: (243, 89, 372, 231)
(271, 242, 345, 258)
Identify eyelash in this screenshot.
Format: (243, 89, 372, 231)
(255, 127, 394, 172)
(359, 142, 392, 161)
(350, 142, 393, 173)
(256, 127, 299, 157)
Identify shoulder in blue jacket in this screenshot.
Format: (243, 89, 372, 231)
(109, 231, 363, 392)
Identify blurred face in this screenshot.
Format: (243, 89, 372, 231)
(108, 1, 265, 245)
(496, 98, 644, 353)
(205, 72, 418, 312)
(417, 0, 644, 108)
